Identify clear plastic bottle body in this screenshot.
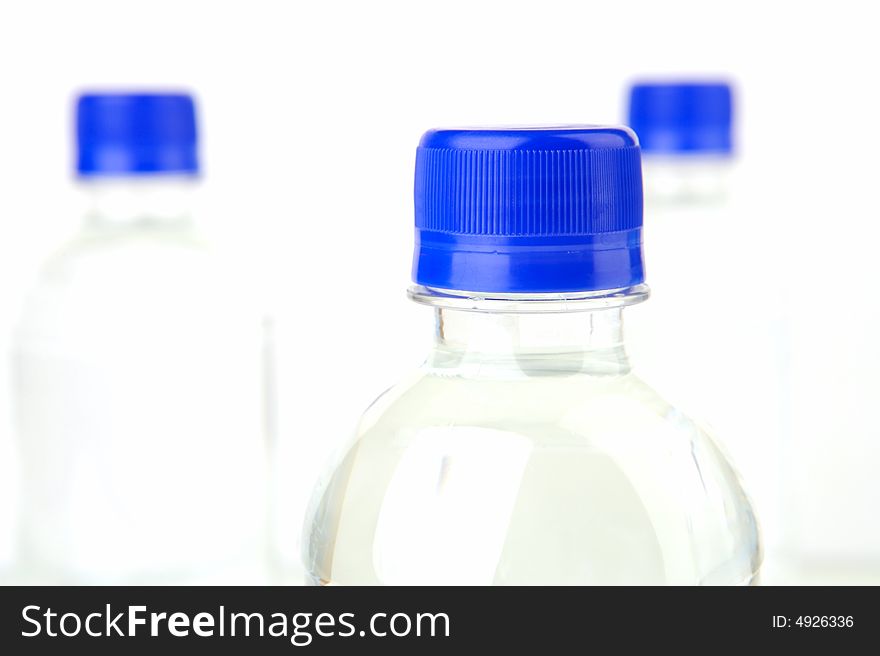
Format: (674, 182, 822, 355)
(304, 287, 761, 585)
(13, 180, 270, 584)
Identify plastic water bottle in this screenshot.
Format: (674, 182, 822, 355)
(13, 93, 269, 584)
(303, 126, 761, 585)
(628, 82, 734, 204)
(625, 81, 787, 580)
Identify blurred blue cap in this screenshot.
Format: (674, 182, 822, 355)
(627, 81, 733, 154)
(76, 92, 199, 176)
(413, 126, 644, 293)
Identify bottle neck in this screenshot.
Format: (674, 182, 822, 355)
(81, 176, 197, 228)
(641, 153, 732, 205)
(411, 286, 647, 377)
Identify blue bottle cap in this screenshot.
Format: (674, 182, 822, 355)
(412, 126, 644, 294)
(627, 81, 733, 155)
(76, 92, 199, 176)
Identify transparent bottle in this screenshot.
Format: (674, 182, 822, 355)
(625, 82, 787, 580)
(13, 93, 269, 584)
(304, 126, 761, 585)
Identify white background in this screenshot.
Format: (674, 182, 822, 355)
(1, 0, 878, 581)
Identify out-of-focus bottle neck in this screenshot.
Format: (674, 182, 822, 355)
(80, 176, 197, 228)
(410, 286, 648, 377)
(641, 154, 732, 206)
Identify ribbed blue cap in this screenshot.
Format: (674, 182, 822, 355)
(413, 126, 644, 293)
(76, 92, 199, 176)
(627, 82, 733, 154)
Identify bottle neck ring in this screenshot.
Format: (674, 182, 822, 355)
(408, 283, 649, 313)
(412, 285, 647, 376)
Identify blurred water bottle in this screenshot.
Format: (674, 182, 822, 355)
(13, 93, 270, 583)
(303, 126, 760, 585)
(629, 82, 734, 203)
(625, 81, 788, 577)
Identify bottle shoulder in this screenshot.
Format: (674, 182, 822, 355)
(351, 366, 754, 500)
(43, 224, 210, 273)
(359, 367, 675, 430)
(15, 224, 262, 349)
